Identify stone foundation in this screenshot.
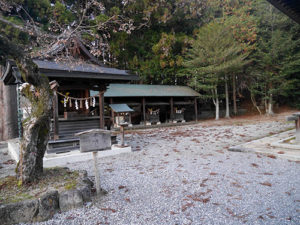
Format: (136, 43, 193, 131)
(0, 170, 93, 225)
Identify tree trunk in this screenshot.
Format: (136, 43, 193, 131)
(264, 97, 268, 114)
(225, 76, 230, 118)
(267, 94, 274, 116)
(232, 74, 237, 115)
(250, 93, 262, 115)
(17, 59, 52, 184)
(215, 97, 220, 120)
(212, 87, 220, 120)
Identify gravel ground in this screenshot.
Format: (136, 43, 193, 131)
(25, 117, 300, 224)
(0, 142, 16, 179)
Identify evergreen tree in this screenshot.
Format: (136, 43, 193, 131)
(249, 0, 300, 114)
(183, 21, 249, 119)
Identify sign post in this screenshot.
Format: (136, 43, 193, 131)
(75, 129, 111, 195)
(119, 123, 128, 147)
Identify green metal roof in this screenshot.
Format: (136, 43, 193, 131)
(104, 84, 200, 97)
(109, 104, 134, 113)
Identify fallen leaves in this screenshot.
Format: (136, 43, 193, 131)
(200, 178, 209, 187)
(182, 180, 188, 185)
(100, 208, 117, 213)
(260, 182, 272, 187)
(66, 216, 75, 220)
(181, 202, 194, 212)
(3, 160, 14, 165)
(186, 194, 211, 203)
(267, 155, 277, 159)
(231, 182, 243, 189)
(191, 138, 201, 143)
(263, 172, 273, 175)
(170, 211, 178, 215)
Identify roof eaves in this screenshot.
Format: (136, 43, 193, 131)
(267, 0, 300, 24)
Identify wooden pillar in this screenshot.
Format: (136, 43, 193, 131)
(110, 97, 113, 122)
(99, 91, 104, 129)
(0, 82, 18, 141)
(53, 89, 59, 140)
(170, 97, 174, 121)
(194, 97, 198, 122)
(142, 97, 146, 123)
(129, 112, 132, 124)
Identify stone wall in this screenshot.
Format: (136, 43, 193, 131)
(0, 170, 94, 225)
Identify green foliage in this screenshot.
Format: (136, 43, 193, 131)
(53, 1, 75, 26)
(1, 0, 300, 111)
(109, 6, 121, 16)
(0, 20, 29, 63)
(183, 21, 249, 99)
(248, 0, 300, 110)
(95, 14, 110, 23)
(25, 0, 51, 23)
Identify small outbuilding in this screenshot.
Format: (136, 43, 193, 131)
(104, 84, 200, 125)
(109, 104, 134, 127)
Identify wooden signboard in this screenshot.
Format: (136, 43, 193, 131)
(75, 129, 111, 153)
(75, 129, 111, 195)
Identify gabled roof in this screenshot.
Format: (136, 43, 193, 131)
(104, 84, 200, 97)
(34, 60, 138, 81)
(1, 36, 138, 83)
(109, 104, 134, 113)
(267, 0, 300, 24)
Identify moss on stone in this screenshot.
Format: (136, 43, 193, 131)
(0, 167, 79, 204)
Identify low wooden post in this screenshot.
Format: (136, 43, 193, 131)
(99, 91, 104, 129)
(142, 97, 146, 123)
(92, 151, 101, 195)
(76, 129, 111, 195)
(170, 97, 174, 121)
(194, 97, 198, 122)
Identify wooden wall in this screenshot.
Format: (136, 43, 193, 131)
(0, 82, 18, 141)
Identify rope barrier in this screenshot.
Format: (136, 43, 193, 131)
(56, 91, 104, 109)
(56, 91, 99, 101)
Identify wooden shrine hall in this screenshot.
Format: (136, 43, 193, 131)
(1, 38, 138, 152)
(35, 59, 138, 141)
(1, 59, 138, 152)
(104, 84, 201, 125)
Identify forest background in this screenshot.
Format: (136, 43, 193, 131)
(1, 0, 300, 116)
